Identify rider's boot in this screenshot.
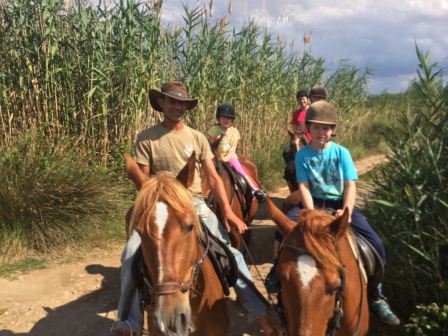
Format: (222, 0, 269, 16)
(253, 189, 267, 203)
(368, 283, 400, 325)
(107, 328, 141, 336)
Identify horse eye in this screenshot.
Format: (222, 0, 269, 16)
(186, 224, 194, 233)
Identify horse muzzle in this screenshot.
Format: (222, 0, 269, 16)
(153, 295, 194, 336)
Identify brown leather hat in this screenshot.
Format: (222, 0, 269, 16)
(306, 101, 337, 125)
(149, 81, 199, 112)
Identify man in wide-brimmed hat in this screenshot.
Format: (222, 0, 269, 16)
(109, 81, 279, 336)
(149, 81, 199, 113)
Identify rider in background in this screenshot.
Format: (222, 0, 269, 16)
(284, 89, 309, 193)
(207, 103, 266, 202)
(291, 89, 309, 136)
(292, 101, 400, 326)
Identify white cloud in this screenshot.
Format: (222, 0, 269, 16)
(156, 0, 448, 93)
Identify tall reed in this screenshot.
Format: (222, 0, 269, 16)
(0, 0, 370, 167)
(361, 46, 448, 333)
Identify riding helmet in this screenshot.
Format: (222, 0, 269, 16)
(296, 89, 308, 98)
(309, 86, 327, 98)
(305, 101, 337, 125)
(216, 103, 236, 119)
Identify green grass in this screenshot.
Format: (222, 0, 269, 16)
(0, 258, 47, 278)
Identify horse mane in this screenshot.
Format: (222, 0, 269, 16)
(296, 209, 343, 273)
(130, 172, 202, 237)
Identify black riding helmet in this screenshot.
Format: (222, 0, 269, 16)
(296, 89, 308, 98)
(216, 103, 236, 119)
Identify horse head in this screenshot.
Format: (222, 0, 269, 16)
(266, 198, 367, 335)
(124, 152, 201, 336)
(287, 128, 306, 157)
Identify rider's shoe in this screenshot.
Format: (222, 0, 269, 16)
(265, 260, 279, 293)
(253, 189, 267, 203)
(107, 328, 141, 336)
(369, 295, 400, 325)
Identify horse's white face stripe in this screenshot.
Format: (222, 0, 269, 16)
(296, 255, 319, 289)
(155, 202, 169, 282)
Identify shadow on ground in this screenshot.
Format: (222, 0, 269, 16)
(0, 265, 120, 336)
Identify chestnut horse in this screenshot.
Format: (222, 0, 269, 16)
(201, 137, 259, 250)
(124, 152, 228, 336)
(265, 197, 369, 336)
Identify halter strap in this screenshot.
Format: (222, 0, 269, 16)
(144, 221, 209, 298)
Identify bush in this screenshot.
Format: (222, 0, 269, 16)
(405, 304, 448, 336)
(0, 130, 133, 259)
(361, 46, 448, 328)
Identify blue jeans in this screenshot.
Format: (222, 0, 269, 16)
(116, 198, 266, 333)
(286, 198, 387, 265)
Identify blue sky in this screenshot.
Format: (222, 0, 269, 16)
(158, 0, 448, 94)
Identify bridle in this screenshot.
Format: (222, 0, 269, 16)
(279, 241, 346, 336)
(143, 223, 210, 299)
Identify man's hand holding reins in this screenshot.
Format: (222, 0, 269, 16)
(225, 212, 247, 233)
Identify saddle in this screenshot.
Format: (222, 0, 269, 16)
(220, 161, 254, 219)
(351, 229, 384, 288)
(130, 219, 238, 305)
(198, 219, 238, 296)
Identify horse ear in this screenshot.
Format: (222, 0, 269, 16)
(124, 154, 148, 191)
(266, 197, 295, 236)
(177, 151, 196, 188)
(329, 207, 350, 241)
(211, 135, 222, 149)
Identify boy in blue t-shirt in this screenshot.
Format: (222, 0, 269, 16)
(292, 101, 400, 326)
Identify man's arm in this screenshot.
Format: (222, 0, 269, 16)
(201, 159, 247, 233)
(298, 181, 314, 209)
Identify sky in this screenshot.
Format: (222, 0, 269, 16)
(157, 0, 448, 94)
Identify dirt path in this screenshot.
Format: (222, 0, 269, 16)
(0, 155, 388, 336)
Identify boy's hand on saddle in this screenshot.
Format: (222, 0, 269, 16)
(335, 208, 352, 223)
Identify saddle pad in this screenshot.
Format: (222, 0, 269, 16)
(199, 219, 238, 296)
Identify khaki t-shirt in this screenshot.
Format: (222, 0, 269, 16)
(134, 123, 214, 197)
